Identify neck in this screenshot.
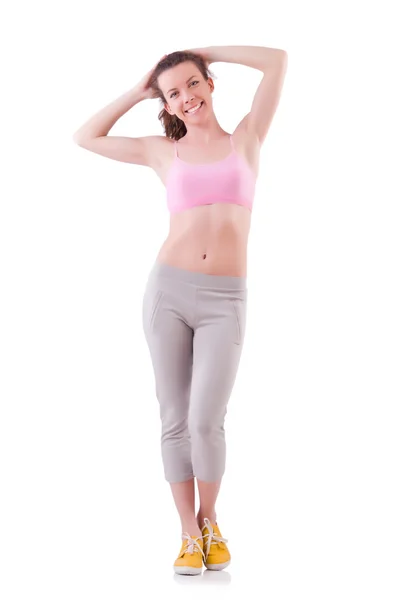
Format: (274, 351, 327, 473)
(181, 128, 228, 145)
(182, 110, 227, 145)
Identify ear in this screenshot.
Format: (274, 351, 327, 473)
(207, 77, 214, 93)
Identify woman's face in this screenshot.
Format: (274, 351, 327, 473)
(159, 61, 213, 122)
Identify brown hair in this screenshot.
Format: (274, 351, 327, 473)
(147, 51, 216, 141)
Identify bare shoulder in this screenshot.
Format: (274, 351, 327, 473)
(147, 135, 176, 184)
(146, 134, 174, 166)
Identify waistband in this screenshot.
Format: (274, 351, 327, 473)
(149, 260, 247, 290)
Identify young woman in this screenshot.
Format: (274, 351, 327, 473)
(73, 45, 288, 575)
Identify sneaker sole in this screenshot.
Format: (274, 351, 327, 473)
(204, 560, 231, 571)
(174, 565, 202, 575)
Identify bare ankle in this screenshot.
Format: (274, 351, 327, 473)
(181, 520, 202, 538)
(197, 511, 217, 528)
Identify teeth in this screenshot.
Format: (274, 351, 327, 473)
(186, 102, 202, 113)
(187, 103, 200, 113)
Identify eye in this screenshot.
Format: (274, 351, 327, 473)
(170, 80, 199, 99)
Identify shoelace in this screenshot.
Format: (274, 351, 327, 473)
(181, 532, 205, 559)
(202, 517, 228, 560)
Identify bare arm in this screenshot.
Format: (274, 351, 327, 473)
(187, 45, 287, 71)
(72, 55, 166, 142)
(72, 85, 160, 167)
(72, 85, 146, 142)
(72, 56, 168, 167)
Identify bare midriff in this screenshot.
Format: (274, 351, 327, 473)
(156, 202, 251, 277)
(153, 132, 258, 277)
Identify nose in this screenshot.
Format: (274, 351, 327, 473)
(183, 92, 195, 104)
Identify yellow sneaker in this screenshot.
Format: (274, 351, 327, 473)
(201, 517, 231, 571)
(173, 533, 205, 575)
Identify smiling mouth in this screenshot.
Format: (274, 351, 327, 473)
(185, 101, 204, 114)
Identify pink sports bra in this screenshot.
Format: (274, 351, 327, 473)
(165, 135, 256, 214)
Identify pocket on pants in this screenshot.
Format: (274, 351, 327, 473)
(142, 286, 164, 333)
(150, 290, 164, 330)
(231, 297, 247, 345)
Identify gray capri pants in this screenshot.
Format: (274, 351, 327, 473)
(142, 260, 248, 483)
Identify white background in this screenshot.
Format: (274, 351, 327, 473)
(1, 0, 396, 597)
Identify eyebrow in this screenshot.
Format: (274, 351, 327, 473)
(167, 75, 197, 95)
